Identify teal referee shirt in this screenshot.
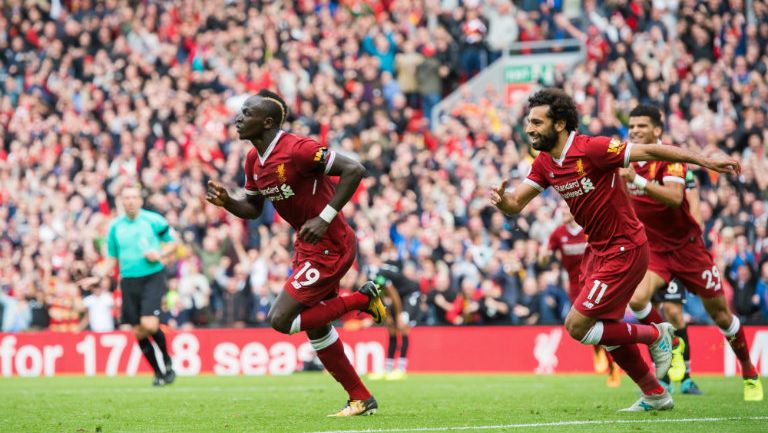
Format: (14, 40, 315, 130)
(107, 210, 174, 278)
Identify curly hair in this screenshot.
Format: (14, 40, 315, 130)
(527, 88, 579, 132)
(629, 104, 663, 127)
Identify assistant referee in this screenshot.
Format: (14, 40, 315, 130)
(102, 185, 177, 386)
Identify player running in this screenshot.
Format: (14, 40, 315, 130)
(545, 203, 620, 387)
(490, 88, 740, 411)
(206, 89, 386, 416)
(620, 104, 763, 401)
(651, 169, 704, 394)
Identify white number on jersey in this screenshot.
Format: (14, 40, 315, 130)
(701, 266, 722, 291)
(291, 261, 321, 289)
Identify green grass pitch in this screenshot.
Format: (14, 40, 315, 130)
(1, 374, 766, 433)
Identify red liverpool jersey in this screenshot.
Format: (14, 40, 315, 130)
(243, 131, 353, 252)
(525, 132, 646, 254)
(548, 223, 587, 281)
(626, 160, 701, 252)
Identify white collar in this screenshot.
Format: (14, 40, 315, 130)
(257, 130, 284, 166)
(552, 131, 576, 166)
(566, 223, 583, 236)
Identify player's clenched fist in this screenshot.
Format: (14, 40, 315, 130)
(490, 179, 514, 216)
(703, 154, 741, 175)
(206, 180, 230, 207)
(618, 166, 637, 183)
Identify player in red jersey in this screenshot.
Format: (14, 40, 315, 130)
(545, 203, 620, 387)
(491, 88, 740, 411)
(206, 90, 386, 416)
(621, 104, 763, 401)
(546, 203, 588, 302)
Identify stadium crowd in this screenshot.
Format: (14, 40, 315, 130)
(1, 0, 768, 333)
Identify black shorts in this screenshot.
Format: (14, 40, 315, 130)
(121, 270, 167, 325)
(383, 291, 421, 327)
(652, 277, 687, 305)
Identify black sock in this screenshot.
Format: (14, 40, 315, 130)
(675, 327, 691, 380)
(152, 329, 173, 368)
(400, 335, 409, 358)
(387, 335, 398, 359)
(138, 338, 161, 376)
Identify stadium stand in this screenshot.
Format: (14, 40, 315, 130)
(0, 0, 767, 331)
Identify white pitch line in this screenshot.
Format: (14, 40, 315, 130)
(307, 416, 768, 433)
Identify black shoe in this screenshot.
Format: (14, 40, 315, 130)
(163, 367, 176, 385)
(357, 281, 386, 324)
(152, 376, 165, 387)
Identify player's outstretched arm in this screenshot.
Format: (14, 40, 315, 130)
(619, 165, 685, 208)
(298, 153, 366, 244)
(489, 179, 540, 216)
(206, 180, 265, 219)
(629, 144, 741, 175)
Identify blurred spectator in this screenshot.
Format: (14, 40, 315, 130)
(80, 277, 116, 333)
(0, 288, 32, 332)
(0, 0, 767, 331)
(477, 279, 511, 324)
(757, 262, 768, 322)
(177, 260, 211, 329)
(514, 277, 541, 325)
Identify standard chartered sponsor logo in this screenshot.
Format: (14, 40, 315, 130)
(258, 184, 295, 201)
(554, 178, 595, 199)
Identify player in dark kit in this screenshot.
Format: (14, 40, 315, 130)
(367, 256, 420, 381)
(491, 88, 741, 411)
(621, 104, 763, 401)
(102, 185, 177, 387)
(206, 89, 386, 416)
(545, 203, 620, 387)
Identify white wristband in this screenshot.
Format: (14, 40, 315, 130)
(632, 175, 648, 190)
(318, 205, 338, 224)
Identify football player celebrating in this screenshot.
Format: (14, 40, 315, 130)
(491, 88, 741, 411)
(207, 89, 385, 416)
(621, 104, 762, 401)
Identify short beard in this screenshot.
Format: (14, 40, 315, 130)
(531, 128, 558, 152)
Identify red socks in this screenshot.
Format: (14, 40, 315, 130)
(637, 307, 665, 326)
(726, 323, 758, 378)
(314, 334, 371, 401)
(297, 292, 369, 332)
(607, 345, 664, 395)
(599, 322, 659, 346)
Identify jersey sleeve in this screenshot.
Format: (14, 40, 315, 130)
(148, 212, 174, 242)
(106, 223, 119, 258)
(585, 136, 632, 171)
(292, 138, 336, 176)
(243, 148, 259, 196)
(548, 229, 561, 252)
(523, 157, 550, 192)
(662, 162, 687, 185)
